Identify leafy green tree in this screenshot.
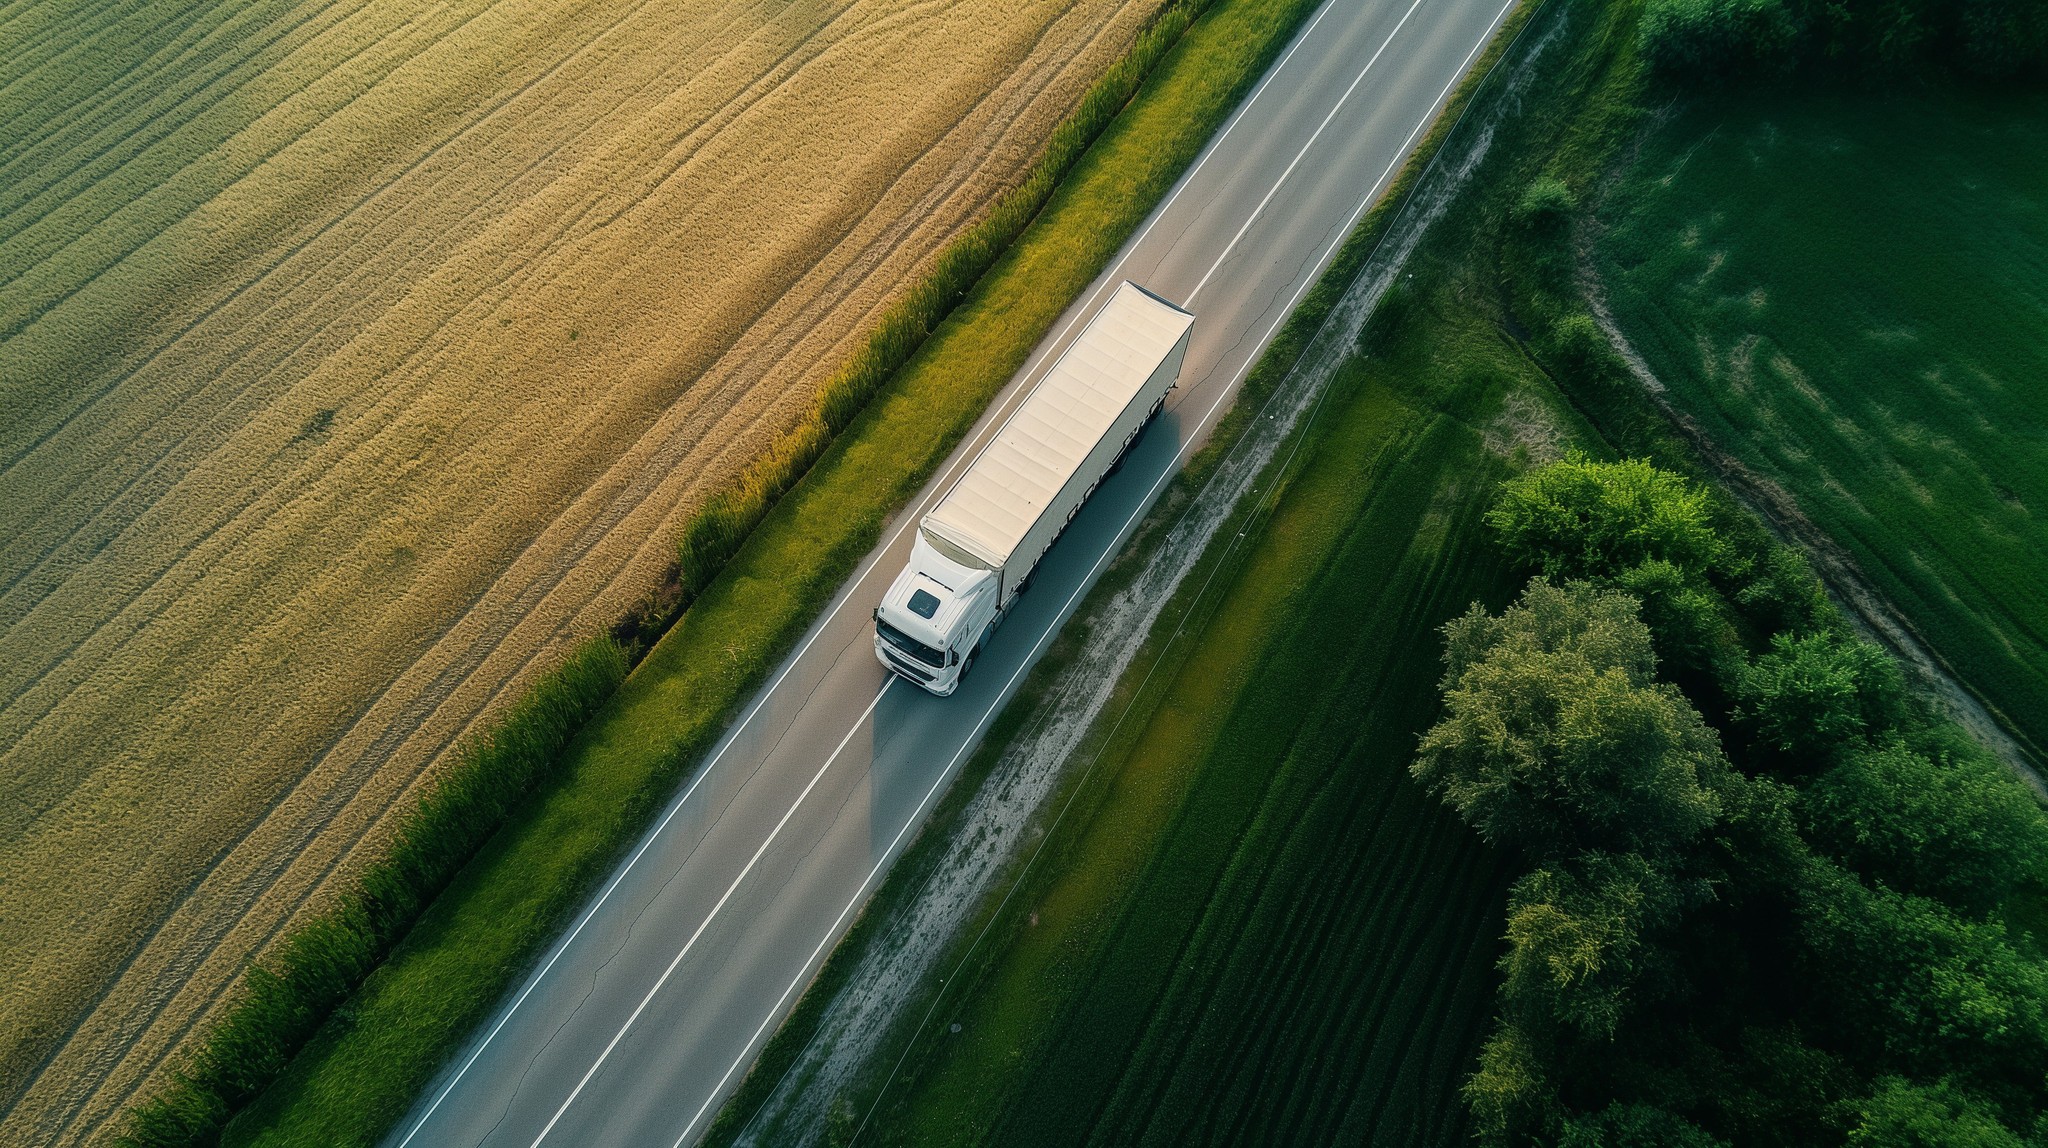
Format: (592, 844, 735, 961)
(1736, 631, 1905, 764)
(1733, 543, 1830, 640)
(1848, 1077, 2032, 1148)
(1415, 580, 1732, 860)
(1560, 1102, 1732, 1148)
(1614, 559, 1740, 681)
(1799, 864, 2048, 1089)
(1489, 455, 1729, 583)
(1802, 743, 2048, 915)
(1465, 1020, 1556, 1146)
(1500, 853, 1685, 1040)
(1958, 0, 2048, 78)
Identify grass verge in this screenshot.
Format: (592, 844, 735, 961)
(107, 0, 1339, 1143)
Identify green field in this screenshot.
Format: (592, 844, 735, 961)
(1596, 90, 2048, 763)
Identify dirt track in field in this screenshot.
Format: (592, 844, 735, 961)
(0, 0, 1159, 1141)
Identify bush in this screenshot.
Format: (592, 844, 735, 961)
(1959, 0, 2048, 78)
(1514, 175, 1577, 234)
(1736, 630, 1905, 765)
(1560, 1102, 1732, 1148)
(1798, 867, 2048, 1089)
(1640, 0, 1799, 78)
(1849, 1077, 2032, 1148)
(1733, 543, 1831, 639)
(1801, 742, 2048, 914)
(1489, 454, 1730, 583)
(1615, 559, 1740, 681)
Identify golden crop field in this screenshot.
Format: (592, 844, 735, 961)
(0, 0, 1159, 1141)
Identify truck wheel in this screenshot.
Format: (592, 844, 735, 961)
(960, 643, 981, 681)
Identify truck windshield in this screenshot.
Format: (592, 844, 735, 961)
(877, 618, 946, 667)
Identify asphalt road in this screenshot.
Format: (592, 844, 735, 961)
(389, 0, 1516, 1142)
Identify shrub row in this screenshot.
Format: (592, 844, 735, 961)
(117, 1, 1224, 1143)
(120, 637, 628, 1146)
(1639, 0, 2048, 81)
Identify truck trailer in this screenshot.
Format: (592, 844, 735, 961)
(874, 280, 1195, 696)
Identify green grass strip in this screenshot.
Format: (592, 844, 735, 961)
(98, 0, 1339, 1143)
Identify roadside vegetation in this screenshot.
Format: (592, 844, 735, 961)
(116, 0, 1341, 1143)
(850, 329, 1532, 1146)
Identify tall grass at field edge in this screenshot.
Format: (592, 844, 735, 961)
(119, 638, 628, 1146)
(114, 0, 1245, 1144)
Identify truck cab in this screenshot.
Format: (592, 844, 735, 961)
(873, 532, 1001, 695)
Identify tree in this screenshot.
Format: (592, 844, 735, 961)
(1489, 455, 1729, 583)
(1736, 631, 1905, 764)
(1798, 864, 2048, 1090)
(1802, 742, 2048, 915)
(1415, 580, 1733, 861)
(1614, 558, 1740, 681)
(1848, 1077, 2032, 1148)
(1500, 853, 1686, 1040)
(1465, 1020, 1556, 1147)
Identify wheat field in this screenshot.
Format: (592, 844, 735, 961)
(0, 0, 1158, 1141)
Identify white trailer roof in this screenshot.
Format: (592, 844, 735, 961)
(924, 281, 1194, 568)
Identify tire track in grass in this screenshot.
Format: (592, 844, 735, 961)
(0, 0, 376, 229)
(0, 0, 790, 601)
(0, 0, 355, 210)
(1097, 419, 1449, 1137)
(1108, 433, 1484, 1145)
(0, 0, 864, 581)
(0, 0, 774, 646)
(991, 410, 1511, 1147)
(0, 0, 200, 128)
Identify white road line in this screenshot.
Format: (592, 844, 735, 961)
(669, 2, 1518, 1142)
(392, 7, 1345, 1141)
(1184, 0, 1426, 307)
(528, 679, 895, 1148)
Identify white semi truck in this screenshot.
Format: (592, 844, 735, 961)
(874, 280, 1195, 695)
